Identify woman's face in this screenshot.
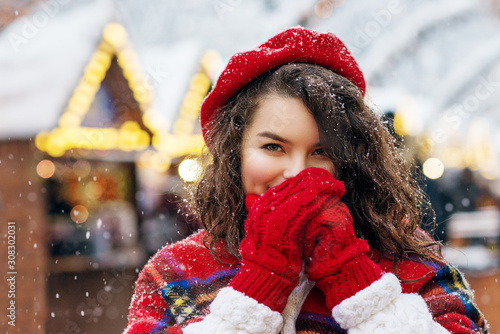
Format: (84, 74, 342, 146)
(241, 94, 335, 195)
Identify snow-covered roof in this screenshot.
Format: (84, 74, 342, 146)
(0, 1, 112, 139)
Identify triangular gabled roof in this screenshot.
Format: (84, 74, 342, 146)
(33, 21, 221, 171)
(35, 22, 160, 157)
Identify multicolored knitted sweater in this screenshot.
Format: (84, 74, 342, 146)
(124, 230, 488, 334)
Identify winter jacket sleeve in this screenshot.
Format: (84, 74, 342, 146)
(124, 258, 283, 334)
(419, 263, 488, 333)
(330, 262, 488, 334)
(123, 250, 205, 334)
(123, 231, 285, 334)
(123, 232, 245, 334)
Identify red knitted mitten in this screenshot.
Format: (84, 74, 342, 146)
(305, 200, 384, 310)
(229, 167, 345, 313)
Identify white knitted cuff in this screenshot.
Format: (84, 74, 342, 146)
(332, 273, 449, 333)
(183, 287, 283, 334)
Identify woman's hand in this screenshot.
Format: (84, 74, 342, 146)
(305, 196, 383, 310)
(229, 167, 345, 312)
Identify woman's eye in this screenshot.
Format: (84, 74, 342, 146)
(313, 148, 326, 156)
(262, 143, 282, 152)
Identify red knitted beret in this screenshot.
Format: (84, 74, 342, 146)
(200, 26, 365, 144)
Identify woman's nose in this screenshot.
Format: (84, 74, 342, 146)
(283, 158, 307, 179)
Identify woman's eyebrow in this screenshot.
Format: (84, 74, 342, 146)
(257, 131, 289, 143)
(257, 131, 322, 147)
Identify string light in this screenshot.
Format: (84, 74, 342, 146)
(151, 51, 220, 161)
(172, 72, 211, 135)
(200, 50, 223, 80)
(35, 22, 157, 157)
(35, 22, 221, 171)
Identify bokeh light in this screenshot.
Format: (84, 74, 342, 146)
(178, 159, 202, 182)
(70, 205, 89, 224)
(73, 160, 91, 177)
(84, 181, 104, 200)
(36, 159, 56, 178)
(314, 0, 334, 18)
(423, 157, 445, 180)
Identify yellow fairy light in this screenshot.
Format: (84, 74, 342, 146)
(200, 50, 222, 74)
(150, 53, 216, 159)
(190, 73, 211, 94)
(118, 121, 150, 151)
(121, 67, 137, 83)
(103, 22, 128, 50)
(143, 110, 170, 133)
(201, 50, 223, 82)
(58, 112, 82, 127)
(91, 49, 113, 67)
(173, 119, 195, 135)
(172, 71, 211, 136)
(121, 120, 140, 132)
(45, 130, 68, 157)
(77, 80, 97, 95)
(74, 82, 100, 103)
(83, 127, 119, 150)
(155, 134, 205, 157)
(116, 48, 139, 66)
(133, 86, 152, 106)
(84, 62, 107, 85)
(35, 132, 49, 152)
(66, 97, 88, 116)
(182, 92, 204, 114)
(45, 145, 66, 158)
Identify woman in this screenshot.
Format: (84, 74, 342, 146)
(124, 27, 488, 334)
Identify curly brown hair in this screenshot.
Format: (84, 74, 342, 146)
(186, 63, 443, 267)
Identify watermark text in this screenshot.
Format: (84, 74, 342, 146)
(6, 221, 17, 327)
